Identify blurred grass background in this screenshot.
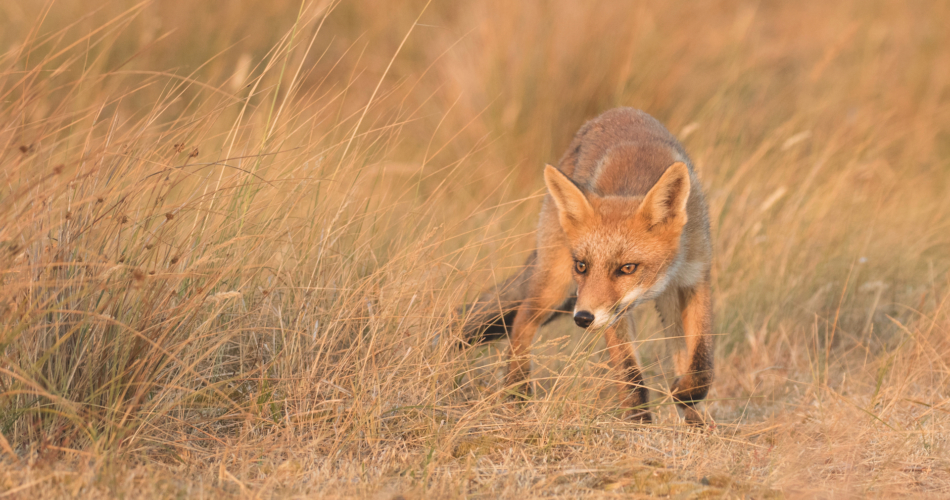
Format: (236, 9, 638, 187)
(1, 0, 948, 497)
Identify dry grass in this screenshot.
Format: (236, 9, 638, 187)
(1, 0, 949, 498)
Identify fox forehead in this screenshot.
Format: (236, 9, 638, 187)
(571, 227, 651, 266)
(570, 197, 644, 259)
(572, 230, 633, 261)
(570, 216, 677, 267)
(589, 195, 643, 218)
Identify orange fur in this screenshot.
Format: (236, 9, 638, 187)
(461, 108, 714, 424)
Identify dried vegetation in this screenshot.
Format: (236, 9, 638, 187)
(1, 0, 949, 497)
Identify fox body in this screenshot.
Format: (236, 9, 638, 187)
(460, 108, 714, 424)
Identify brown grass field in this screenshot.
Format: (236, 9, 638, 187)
(2, 0, 949, 497)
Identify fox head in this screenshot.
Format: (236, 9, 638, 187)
(544, 162, 691, 329)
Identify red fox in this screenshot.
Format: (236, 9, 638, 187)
(460, 108, 714, 424)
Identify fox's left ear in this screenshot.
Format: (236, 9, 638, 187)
(640, 162, 691, 230)
(544, 164, 594, 235)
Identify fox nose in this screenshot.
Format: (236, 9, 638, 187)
(574, 310, 595, 328)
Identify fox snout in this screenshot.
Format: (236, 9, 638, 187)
(573, 310, 595, 328)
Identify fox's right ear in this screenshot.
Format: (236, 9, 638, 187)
(544, 164, 594, 234)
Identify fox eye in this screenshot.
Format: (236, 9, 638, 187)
(574, 261, 587, 274)
(619, 263, 638, 275)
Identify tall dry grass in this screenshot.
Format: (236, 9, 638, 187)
(1, 0, 949, 497)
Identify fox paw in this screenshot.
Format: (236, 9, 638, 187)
(670, 375, 711, 426)
(502, 383, 532, 403)
(676, 404, 705, 426)
(623, 409, 653, 423)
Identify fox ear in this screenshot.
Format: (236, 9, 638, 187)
(544, 164, 594, 234)
(640, 162, 691, 229)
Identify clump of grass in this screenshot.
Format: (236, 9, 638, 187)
(1, 0, 949, 497)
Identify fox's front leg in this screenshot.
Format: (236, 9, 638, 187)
(603, 316, 651, 422)
(505, 248, 573, 399)
(670, 279, 715, 425)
